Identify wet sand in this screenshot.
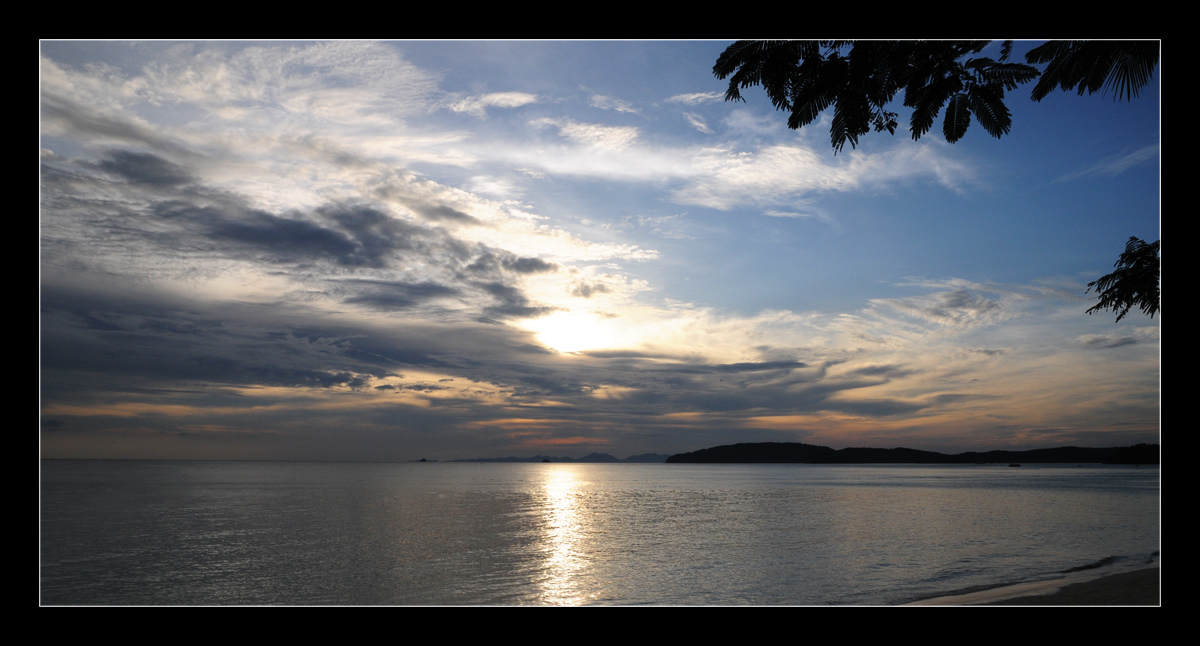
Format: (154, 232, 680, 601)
(905, 564, 1160, 606)
(985, 566, 1159, 605)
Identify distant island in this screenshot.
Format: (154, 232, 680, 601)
(665, 442, 1159, 465)
(453, 452, 671, 463)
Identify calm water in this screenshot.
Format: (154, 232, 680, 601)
(40, 460, 1159, 605)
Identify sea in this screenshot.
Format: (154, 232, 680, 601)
(39, 459, 1159, 605)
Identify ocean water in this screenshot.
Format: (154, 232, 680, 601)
(40, 460, 1159, 605)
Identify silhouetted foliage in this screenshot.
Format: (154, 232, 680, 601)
(1026, 41, 1160, 102)
(714, 40, 1158, 152)
(1086, 237, 1160, 323)
(713, 41, 1039, 151)
(714, 40, 1161, 323)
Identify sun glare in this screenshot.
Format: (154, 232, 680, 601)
(522, 310, 632, 353)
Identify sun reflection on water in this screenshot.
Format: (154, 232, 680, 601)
(538, 466, 588, 605)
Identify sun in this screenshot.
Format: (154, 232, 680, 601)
(521, 310, 631, 353)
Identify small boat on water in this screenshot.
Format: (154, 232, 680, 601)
(1008, 463, 1021, 467)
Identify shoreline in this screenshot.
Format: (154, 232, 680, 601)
(905, 562, 1160, 606)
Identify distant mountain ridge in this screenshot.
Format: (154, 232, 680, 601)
(665, 442, 1159, 465)
(453, 452, 671, 463)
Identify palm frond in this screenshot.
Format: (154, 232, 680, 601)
(1101, 42, 1160, 101)
(1027, 40, 1159, 102)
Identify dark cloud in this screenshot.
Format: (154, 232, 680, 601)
(47, 152, 459, 274)
(824, 398, 927, 417)
(187, 205, 366, 264)
(477, 281, 556, 320)
(77, 312, 124, 332)
(340, 279, 460, 310)
(712, 360, 806, 374)
(465, 251, 557, 277)
(318, 203, 434, 266)
(505, 257, 556, 274)
(243, 368, 375, 390)
(41, 92, 195, 159)
(1080, 335, 1138, 349)
(42, 142, 563, 338)
(844, 364, 917, 380)
(505, 373, 598, 397)
(965, 347, 1008, 356)
(407, 201, 480, 225)
(635, 359, 806, 376)
(40, 283, 409, 397)
(96, 150, 193, 187)
(156, 201, 440, 270)
(396, 384, 451, 392)
(582, 350, 680, 360)
(929, 393, 987, 405)
(569, 282, 610, 298)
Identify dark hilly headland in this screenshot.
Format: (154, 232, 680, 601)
(665, 442, 1159, 465)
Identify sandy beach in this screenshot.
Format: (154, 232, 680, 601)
(985, 566, 1159, 605)
(906, 563, 1159, 606)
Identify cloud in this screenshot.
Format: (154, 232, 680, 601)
(449, 92, 539, 118)
(721, 108, 785, 136)
(403, 200, 482, 225)
(763, 209, 836, 226)
(1078, 334, 1138, 349)
(44, 42, 439, 127)
(40, 90, 196, 160)
(467, 175, 523, 198)
(149, 199, 437, 270)
(96, 150, 194, 187)
(693, 139, 977, 210)
(589, 93, 639, 114)
(870, 288, 1010, 329)
(618, 214, 694, 239)
(477, 281, 557, 321)
(465, 251, 558, 277)
(666, 91, 724, 105)
(963, 347, 1009, 356)
(672, 144, 963, 210)
(682, 112, 712, 134)
(533, 117, 640, 151)
(339, 279, 460, 311)
(40, 43, 1159, 461)
(484, 133, 971, 212)
(41, 139, 573, 335)
(569, 282, 610, 298)
(1054, 144, 1159, 183)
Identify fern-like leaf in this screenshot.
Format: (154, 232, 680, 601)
(1085, 237, 1160, 322)
(1027, 40, 1158, 102)
(967, 85, 1011, 138)
(942, 93, 971, 143)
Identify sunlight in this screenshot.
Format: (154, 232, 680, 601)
(521, 310, 632, 353)
(538, 466, 587, 605)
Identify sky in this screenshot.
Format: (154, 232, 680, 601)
(39, 41, 1160, 461)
